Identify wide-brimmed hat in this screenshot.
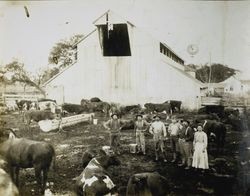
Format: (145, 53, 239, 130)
(111, 113, 118, 118)
(135, 114, 143, 118)
(153, 114, 161, 119)
(182, 119, 190, 124)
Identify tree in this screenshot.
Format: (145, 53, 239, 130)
(195, 63, 237, 83)
(3, 60, 46, 95)
(48, 34, 84, 68)
(39, 67, 60, 85)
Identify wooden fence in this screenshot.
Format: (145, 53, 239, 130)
(39, 113, 94, 132)
(201, 95, 250, 107)
(2, 93, 44, 106)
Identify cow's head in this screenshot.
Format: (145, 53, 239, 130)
(97, 150, 121, 169)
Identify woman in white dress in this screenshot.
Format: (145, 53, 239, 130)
(192, 124, 209, 170)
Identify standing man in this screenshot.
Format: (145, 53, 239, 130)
(168, 117, 182, 163)
(149, 114, 167, 162)
(183, 120, 194, 169)
(104, 113, 124, 155)
(134, 114, 150, 155)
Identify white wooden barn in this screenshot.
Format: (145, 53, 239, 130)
(43, 10, 205, 109)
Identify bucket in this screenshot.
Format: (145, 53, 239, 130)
(129, 144, 137, 154)
(93, 119, 98, 125)
(38, 120, 53, 132)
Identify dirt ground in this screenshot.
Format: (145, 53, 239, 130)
(0, 112, 249, 196)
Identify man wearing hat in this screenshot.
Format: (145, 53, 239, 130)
(134, 114, 150, 155)
(104, 113, 125, 155)
(149, 114, 167, 162)
(168, 116, 182, 163)
(183, 119, 194, 169)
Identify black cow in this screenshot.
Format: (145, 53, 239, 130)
(80, 99, 110, 116)
(126, 172, 170, 196)
(74, 151, 120, 196)
(144, 103, 171, 114)
(90, 97, 102, 102)
(81, 150, 96, 168)
(0, 129, 55, 193)
(121, 105, 141, 115)
(164, 100, 182, 113)
(203, 120, 227, 154)
(62, 103, 88, 114)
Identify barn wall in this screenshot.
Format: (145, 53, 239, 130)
(45, 21, 202, 109)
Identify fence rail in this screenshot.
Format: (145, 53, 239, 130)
(38, 113, 94, 132)
(201, 96, 250, 107)
(2, 93, 44, 103)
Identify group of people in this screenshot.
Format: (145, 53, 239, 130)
(103, 113, 209, 170)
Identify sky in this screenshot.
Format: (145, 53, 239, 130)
(0, 0, 249, 79)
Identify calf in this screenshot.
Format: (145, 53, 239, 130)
(0, 129, 55, 193)
(74, 151, 120, 196)
(126, 172, 170, 196)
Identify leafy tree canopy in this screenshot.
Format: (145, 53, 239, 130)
(186, 63, 237, 83)
(48, 34, 84, 69)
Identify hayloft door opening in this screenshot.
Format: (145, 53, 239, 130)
(98, 24, 131, 56)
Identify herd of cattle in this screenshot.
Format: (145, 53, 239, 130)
(0, 97, 249, 195)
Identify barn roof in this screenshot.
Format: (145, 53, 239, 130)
(42, 61, 77, 87)
(73, 10, 184, 62)
(162, 58, 205, 87)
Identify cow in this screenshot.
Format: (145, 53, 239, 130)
(164, 100, 182, 113)
(120, 105, 142, 115)
(0, 156, 19, 196)
(23, 110, 56, 128)
(81, 149, 96, 168)
(80, 99, 111, 117)
(144, 103, 171, 114)
(0, 129, 55, 193)
(62, 103, 87, 114)
(203, 120, 227, 154)
(74, 150, 120, 196)
(126, 172, 170, 196)
(90, 97, 102, 102)
(15, 100, 32, 112)
(91, 102, 111, 116)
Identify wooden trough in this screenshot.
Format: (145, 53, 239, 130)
(39, 113, 94, 132)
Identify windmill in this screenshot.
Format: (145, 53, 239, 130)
(187, 44, 199, 58)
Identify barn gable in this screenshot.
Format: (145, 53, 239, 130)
(44, 10, 204, 109)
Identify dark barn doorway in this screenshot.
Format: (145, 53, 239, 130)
(98, 23, 131, 56)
